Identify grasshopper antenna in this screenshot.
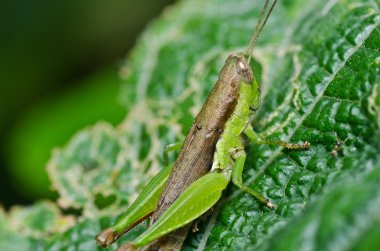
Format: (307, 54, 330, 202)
(246, 0, 278, 64)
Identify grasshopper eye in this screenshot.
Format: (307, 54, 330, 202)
(238, 60, 246, 70)
(236, 57, 253, 84)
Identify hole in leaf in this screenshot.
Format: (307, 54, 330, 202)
(61, 207, 83, 216)
(94, 193, 117, 209)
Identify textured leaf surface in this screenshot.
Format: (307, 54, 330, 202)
(1, 0, 379, 250)
(255, 165, 380, 251)
(120, 0, 380, 249)
(0, 206, 147, 251)
(47, 122, 140, 217)
(0, 201, 74, 250)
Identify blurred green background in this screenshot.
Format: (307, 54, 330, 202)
(0, 0, 175, 207)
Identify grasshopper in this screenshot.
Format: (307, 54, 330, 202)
(96, 0, 309, 250)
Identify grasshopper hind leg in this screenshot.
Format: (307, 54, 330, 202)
(96, 164, 174, 247)
(118, 172, 230, 250)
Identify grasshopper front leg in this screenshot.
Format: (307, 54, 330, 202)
(96, 164, 173, 247)
(118, 172, 230, 251)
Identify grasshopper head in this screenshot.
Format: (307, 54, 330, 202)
(223, 53, 260, 109)
(224, 52, 253, 85)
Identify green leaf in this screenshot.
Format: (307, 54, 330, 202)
(0, 208, 41, 251)
(46, 122, 147, 216)
(254, 165, 380, 251)
(1, 0, 379, 250)
(0, 201, 72, 250)
(0, 203, 147, 251)
(44, 217, 147, 251)
(119, 0, 380, 250)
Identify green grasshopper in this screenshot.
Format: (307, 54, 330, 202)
(96, 0, 309, 250)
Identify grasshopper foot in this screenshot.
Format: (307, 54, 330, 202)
(265, 200, 276, 209)
(96, 228, 119, 247)
(283, 141, 310, 150)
